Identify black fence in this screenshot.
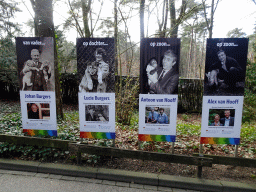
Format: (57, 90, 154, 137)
(0, 71, 203, 113)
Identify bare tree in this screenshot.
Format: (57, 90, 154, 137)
(169, 0, 202, 38)
(140, 0, 145, 40)
(202, 0, 220, 38)
(30, 0, 63, 119)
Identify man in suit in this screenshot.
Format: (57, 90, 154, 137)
(206, 50, 243, 91)
(220, 110, 235, 126)
(148, 50, 179, 94)
(21, 49, 51, 91)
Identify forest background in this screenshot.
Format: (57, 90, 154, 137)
(1, 0, 256, 122)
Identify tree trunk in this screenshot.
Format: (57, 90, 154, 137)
(187, 27, 194, 78)
(169, 0, 186, 38)
(163, 0, 168, 37)
(81, 0, 91, 38)
(30, 0, 63, 119)
(209, 0, 214, 38)
(169, 0, 177, 38)
(114, 0, 118, 75)
(140, 0, 145, 40)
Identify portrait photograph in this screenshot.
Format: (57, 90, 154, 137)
(145, 106, 170, 124)
(204, 38, 248, 96)
(77, 38, 115, 93)
(16, 37, 55, 92)
(27, 103, 50, 120)
(140, 38, 180, 95)
(85, 105, 109, 122)
(208, 109, 235, 127)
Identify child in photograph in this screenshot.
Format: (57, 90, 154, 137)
(146, 58, 158, 85)
(22, 60, 39, 90)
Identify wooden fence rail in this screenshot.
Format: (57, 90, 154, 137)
(0, 134, 212, 177)
(1, 134, 255, 178)
(68, 143, 212, 167)
(193, 153, 256, 168)
(0, 134, 69, 150)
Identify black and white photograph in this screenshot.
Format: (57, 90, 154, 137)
(27, 103, 50, 120)
(16, 37, 55, 91)
(204, 38, 248, 96)
(85, 105, 109, 122)
(208, 109, 235, 127)
(140, 38, 180, 94)
(145, 106, 170, 124)
(77, 38, 115, 93)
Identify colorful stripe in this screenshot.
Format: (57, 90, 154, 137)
(200, 137, 240, 144)
(23, 129, 57, 137)
(138, 134, 175, 142)
(80, 132, 115, 139)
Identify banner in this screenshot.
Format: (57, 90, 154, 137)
(139, 38, 180, 142)
(16, 37, 57, 137)
(200, 38, 249, 144)
(77, 38, 115, 139)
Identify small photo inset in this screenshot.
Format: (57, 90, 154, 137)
(208, 109, 235, 127)
(145, 106, 170, 124)
(27, 103, 50, 120)
(85, 105, 109, 122)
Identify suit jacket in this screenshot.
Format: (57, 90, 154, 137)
(149, 65, 179, 94)
(220, 117, 235, 126)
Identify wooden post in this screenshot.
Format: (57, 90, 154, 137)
(197, 164, 202, 178)
(199, 144, 203, 155)
(171, 142, 175, 154)
(235, 145, 238, 158)
(197, 143, 204, 178)
(138, 141, 141, 150)
(112, 139, 115, 147)
(77, 151, 82, 165)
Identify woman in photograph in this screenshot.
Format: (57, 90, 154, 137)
(210, 114, 223, 126)
(79, 48, 109, 93)
(28, 103, 40, 119)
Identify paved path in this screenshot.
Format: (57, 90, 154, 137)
(0, 170, 199, 192)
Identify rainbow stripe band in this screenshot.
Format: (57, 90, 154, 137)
(139, 134, 176, 142)
(80, 132, 115, 139)
(200, 137, 240, 145)
(23, 129, 57, 137)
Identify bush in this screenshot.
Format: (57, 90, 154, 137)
(116, 77, 139, 125)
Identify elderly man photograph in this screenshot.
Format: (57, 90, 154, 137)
(157, 108, 169, 124)
(21, 49, 51, 91)
(220, 110, 235, 126)
(148, 50, 179, 94)
(206, 50, 243, 92)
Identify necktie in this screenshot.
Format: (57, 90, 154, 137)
(158, 70, 165, 81)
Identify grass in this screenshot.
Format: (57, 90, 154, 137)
(176, 123, 201, 136)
